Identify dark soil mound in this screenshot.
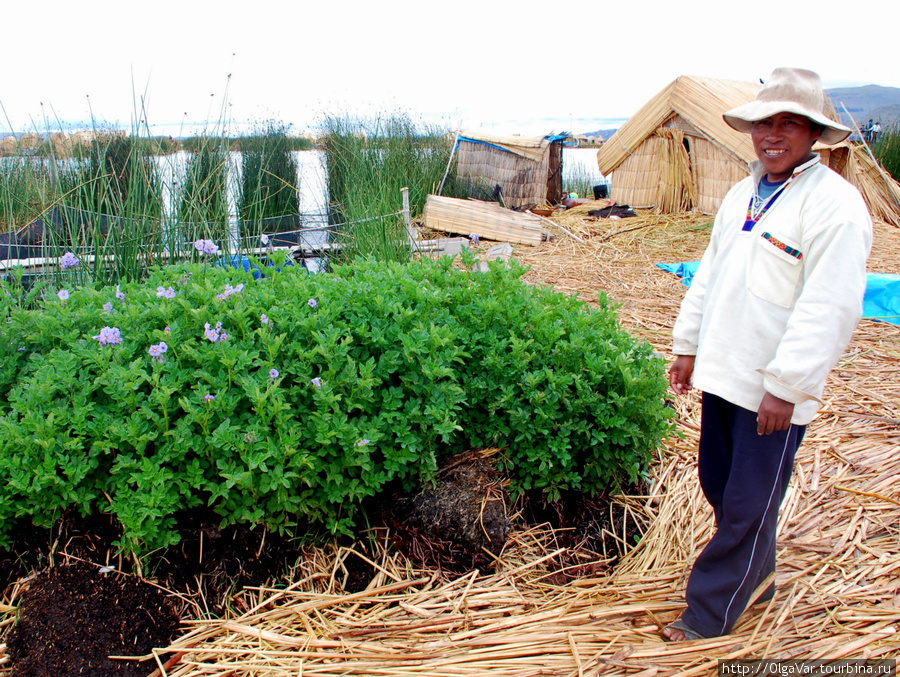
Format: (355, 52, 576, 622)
(6, 562, 179, 676)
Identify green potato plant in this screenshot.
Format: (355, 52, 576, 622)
(0, 251, 673, 556)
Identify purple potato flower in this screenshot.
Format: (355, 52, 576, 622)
(268, 368, 279, 381)
(103, 302, 113, 313)
(203, 394, 215, 402)
(469, 233, 480, 244)
(115, 284, 125, 300)
(57, 289, 69, 301)
(148, 341, 168, 363)
(60, 251, 80, 270)
(308, 298, 317, 308)
(204, 321, 227, 343)
(156, 286, 176, 299)
(216, 282, 245, 301)
(311, 377, 322, 387)
(357, 439, 370, 447)
(93, 326, 122, 346)
(193, 239, 220, 256)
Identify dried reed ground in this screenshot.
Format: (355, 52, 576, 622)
(7, 208, 900, 676)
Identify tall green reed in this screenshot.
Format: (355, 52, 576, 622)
(176, 135, 230, 236)
(47, 131, 170, 284)
(872, 125, 900, 183)
(563, 161, 605, 200)
(1, 126, 236, 290)
(237, 122, 299, 239)
(320, 112, 455, 263)
(0, 156, 55, 230)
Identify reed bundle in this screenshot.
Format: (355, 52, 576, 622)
(424, 195, 547, 246)
(841, 146, 900, 228)
(655, 129, 695, 214)
(151, 211, 899, 676)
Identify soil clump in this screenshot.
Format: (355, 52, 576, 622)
(6, 562, 179, 676)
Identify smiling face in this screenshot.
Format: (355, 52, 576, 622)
(750, 112, 821, 183)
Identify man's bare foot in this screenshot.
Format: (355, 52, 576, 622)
(662, 625, 687, 641)
(661, 618, 704, 642)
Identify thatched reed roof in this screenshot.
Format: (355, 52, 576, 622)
(596, 75, 761, 176)
(458, 130, 566, 163)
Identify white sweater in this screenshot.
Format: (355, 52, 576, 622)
(672, 156, 872, 424)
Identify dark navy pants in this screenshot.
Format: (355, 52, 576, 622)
(682, 392, 805, 638)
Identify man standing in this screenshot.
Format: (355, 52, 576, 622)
(664, 68, 872, 641)
(864, 119, 874, 143)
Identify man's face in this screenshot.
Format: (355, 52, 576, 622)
(750, 112, 821, 182)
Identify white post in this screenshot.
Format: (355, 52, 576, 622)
(402, 186, 416, 246)
(437, 131, 460, 196)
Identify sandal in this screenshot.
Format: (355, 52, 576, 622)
(662, 617, 706, 642)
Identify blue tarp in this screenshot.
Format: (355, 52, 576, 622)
(656, 262, 701, 287)
(217, 255, 300, 279)
(657, 263, 900, 326)
(864, 273, 900, 325)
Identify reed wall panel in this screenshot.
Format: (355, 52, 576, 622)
(608, 138, 664, 208)
(457, 140, 551, 208)
(690, 137, 750, 214)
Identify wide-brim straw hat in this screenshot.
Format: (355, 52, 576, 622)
(723, 68, 852, 145)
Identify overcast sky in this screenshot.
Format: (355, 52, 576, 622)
(2, 0, 896, 138)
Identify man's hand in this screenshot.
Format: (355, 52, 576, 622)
(757, 393, 794, 435)
(668, 355, 695, 395)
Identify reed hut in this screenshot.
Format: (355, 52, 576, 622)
(455, 131, 570, 209)
(597, 75, 900, 225)
(596, 76, 762, 214)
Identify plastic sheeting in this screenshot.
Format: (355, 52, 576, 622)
(657, 263, 900, 326)
(656, 261, 701, 287)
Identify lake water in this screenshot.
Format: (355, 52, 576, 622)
(153, 150, 330, 256)
(563, 147, 606, 191)
(155, 146, 603, 221)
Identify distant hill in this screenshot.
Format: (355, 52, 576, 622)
(870, 103, 900, 127)
(826, 85, 900, 128)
